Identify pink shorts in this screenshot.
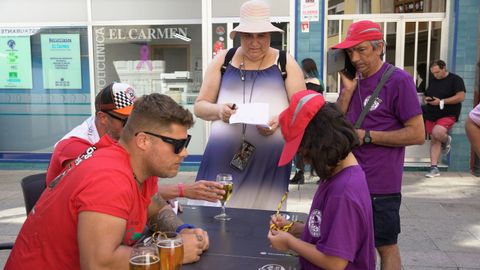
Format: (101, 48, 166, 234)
(425, 116, 456, 134)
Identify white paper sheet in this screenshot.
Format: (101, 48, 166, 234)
(229, 103, 270, 128)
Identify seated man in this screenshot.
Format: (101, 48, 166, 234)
(47, 82, 224, 203)
(6, 94, 211, 269)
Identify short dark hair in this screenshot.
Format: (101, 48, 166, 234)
(430, 59, 446, 69)
(299, 102, 359, 180)
(122, 93, 194, 140)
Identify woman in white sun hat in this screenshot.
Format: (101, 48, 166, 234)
(194, 0, 305, 210)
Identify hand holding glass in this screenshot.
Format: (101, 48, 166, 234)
(214, 173, 233, 220)
(129, 242, 160, 270)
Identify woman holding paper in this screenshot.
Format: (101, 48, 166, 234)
(193, 0, 305, 210)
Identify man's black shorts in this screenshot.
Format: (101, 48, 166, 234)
(371, 193, 402, 247)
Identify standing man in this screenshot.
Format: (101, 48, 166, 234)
(423, 60, 465, 177)
(6, 94, 209, 269)
(334, 20, 425, 270)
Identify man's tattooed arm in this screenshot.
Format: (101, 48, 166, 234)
(147, 192, 184, 232)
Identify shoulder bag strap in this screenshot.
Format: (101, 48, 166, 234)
(354, 65, 396, 129)
(221, 47, 238, 77)
(277, 50, 287, 80)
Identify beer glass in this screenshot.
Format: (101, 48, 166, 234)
(214, 173, 234, 221)
(129, 242, 160, 270)
(155, 232, 184, 270)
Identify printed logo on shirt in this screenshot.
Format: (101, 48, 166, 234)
(363, 95, 383, 111)
(74, 146, 97, 166)
(49, 146, 98, 189)
(308, 209, 322, 238)
(125, 227, 144, 245)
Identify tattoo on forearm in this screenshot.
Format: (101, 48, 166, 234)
(153, 209, 184, 232)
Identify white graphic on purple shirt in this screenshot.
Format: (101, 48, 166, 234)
(363, 95, 382, 111)
(308, 209, 322, 237)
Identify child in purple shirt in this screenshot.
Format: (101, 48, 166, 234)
(268, 90, 375, 270)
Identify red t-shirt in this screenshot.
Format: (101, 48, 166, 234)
(46, 137, 92, 185)
(5, 137, 158, 270)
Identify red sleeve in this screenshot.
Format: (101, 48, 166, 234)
(55, 137, 92, 165)
(46, 137, 93, 184)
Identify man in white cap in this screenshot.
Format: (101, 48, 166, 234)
(333, 20, 425, 269)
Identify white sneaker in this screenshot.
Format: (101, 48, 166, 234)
(441, 135, 452, 155)
(425, 167, 441, 178)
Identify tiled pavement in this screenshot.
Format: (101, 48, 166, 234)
(1, 170, 479, 269)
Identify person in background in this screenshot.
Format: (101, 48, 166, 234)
(423, 60, 466, 178)
(466, 103, 480, 156)
(193, 0, 305, 210)
(5, 94, 209, 270)
(268, 90, 375, 270)
(465, 62, 480, 159)
(47, 82, 224, 203)
(302, 58, 324, 94)
(416, 63, 427, 93)
(290, 58, 325, 185)
(334, 20, 425, 270)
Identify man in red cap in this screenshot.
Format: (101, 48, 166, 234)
(334, 20, 425, 269)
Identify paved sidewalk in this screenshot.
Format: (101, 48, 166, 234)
(1, 170, 479, 269)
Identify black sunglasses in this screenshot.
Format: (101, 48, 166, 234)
(103, 111, 128, 127)
(136, 131, 191, 154)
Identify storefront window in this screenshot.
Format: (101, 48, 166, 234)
(328, 0, 446, 14)
(0, 27, 90, 152)
(92, 24, 202, 105)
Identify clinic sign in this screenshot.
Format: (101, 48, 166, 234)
(0, 36, 33, 89)
(41, 34, 82, 89)
(300, 0, 319, 22)
(93, 25, 189, 90)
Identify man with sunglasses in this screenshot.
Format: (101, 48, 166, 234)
(6, 94, 213, 269)
(47, 83, 224, 203)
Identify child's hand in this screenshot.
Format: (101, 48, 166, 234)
(267, 229, 291, 252)
(269, 214, 289, 230)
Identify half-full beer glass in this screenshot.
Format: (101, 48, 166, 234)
(129, 242, 160, 270)
(155, 232, 184, 270)
(214, 173, 233, 220)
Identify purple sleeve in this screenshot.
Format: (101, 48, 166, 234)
(392, 71, 422, 123)
(316, 195, 364, 262)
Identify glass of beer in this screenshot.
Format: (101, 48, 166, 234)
(155, 232, 184, 270)
(129, 242, 160, 270)
(214, 173, 234, 221)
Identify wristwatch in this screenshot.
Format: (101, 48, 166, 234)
(363, 130, 372, 144)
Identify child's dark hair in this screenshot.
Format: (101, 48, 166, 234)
(299, 102, 359, 180)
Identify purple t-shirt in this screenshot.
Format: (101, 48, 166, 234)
(300, 165, 375, 270)
(345, 63, 422, 194)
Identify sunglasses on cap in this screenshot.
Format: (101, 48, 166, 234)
(103, 111, 128, 127)
(135, 131, 191, 154)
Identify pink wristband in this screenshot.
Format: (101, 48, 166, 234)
(178, 183, 185, 197)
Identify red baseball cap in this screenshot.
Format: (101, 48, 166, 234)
(278, 90, 326, 167)
(332, 20, 383, 49)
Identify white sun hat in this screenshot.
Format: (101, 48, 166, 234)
(230, 0, 284, 39)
